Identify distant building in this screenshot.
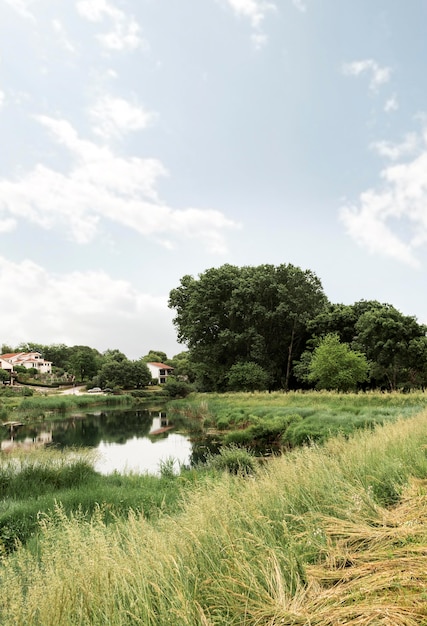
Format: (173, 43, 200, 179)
(146, 362, 174, 384)
(0, 357, 14, 374)
(0, 352, 52, 374)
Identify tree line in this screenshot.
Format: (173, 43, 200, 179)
(3, 262, 427, 394)
(0, 345, 181, 392)
(168, 263, 427, 392)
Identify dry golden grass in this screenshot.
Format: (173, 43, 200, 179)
(286, 479, 427, 625)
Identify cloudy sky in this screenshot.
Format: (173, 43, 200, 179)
(1, 0, 427, 360)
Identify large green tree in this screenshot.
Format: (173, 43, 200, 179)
(169, 264, 328, 390)
(307, 333, 369, 391)
(97, 359, 151, 390)
(67, 346, 101, 381)
(353, 303, 427, 390)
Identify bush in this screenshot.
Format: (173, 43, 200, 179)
(206, 445, 257, 476)
(163, 377, 193, 398)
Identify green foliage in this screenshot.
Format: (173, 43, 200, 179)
(97, 359, 151, 390)
(169, 263, 328, 391)
(141, 349, 168, 363)
(67, 345, 101, 381)
(226, 361, 269, 391)
(307, 333, 370, 391)
(353, 303, 427, 390)
(168, 391, 427, 453)
(205, 445, 257, 475)
(163, 376, 193, 398)
(0, 450, 195, 554)
(0, 369, 10, 383)
(168, 351, 197, 382)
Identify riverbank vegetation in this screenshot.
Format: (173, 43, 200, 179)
(0, 391, 134, 422)
(2, 405, 427, 623)
(168, 390, 427, 450)
(0, 448, 196, 555)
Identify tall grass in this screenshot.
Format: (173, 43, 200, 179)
(169, 390, 427, 448)
(2, 408, 427, 624)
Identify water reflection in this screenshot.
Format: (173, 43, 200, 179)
(0, 409, 192, 476)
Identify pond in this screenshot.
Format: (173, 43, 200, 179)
(0, 408, 197, 476)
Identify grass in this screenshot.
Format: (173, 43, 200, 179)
(2, 404, 427, 623)
(168, 390, 427, 450)
(0, 392, 134, 426)
(0, 449, 197, 554)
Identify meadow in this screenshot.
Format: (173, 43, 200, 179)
(168, 390, 427, 450)
(1, 392, 427, 623)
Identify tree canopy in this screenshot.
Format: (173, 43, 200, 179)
(307, 333, 370, 391)
(169, 263, 328, 391)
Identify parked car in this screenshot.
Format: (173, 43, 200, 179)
(87, 387, 102, 393)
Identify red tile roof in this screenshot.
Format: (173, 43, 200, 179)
(147, 362, 174, 369)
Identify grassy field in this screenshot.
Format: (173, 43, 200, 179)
(168, 390, 427, 450)
(1, 395, 427, 623)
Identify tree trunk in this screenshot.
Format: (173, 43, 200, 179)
(284, 320, 296, 391)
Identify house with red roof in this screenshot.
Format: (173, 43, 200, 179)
(146, 362, 174, 384)
(0, 352, 52, 375)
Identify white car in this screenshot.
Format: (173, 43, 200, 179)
(87, 387, 102, 393)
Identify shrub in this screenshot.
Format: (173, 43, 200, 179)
(206, 445, 257, 476)
(163, 377, 193, 398)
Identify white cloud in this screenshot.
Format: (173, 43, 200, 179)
(384, 94, 398, 113)
(0, 90, 5, 109)
(90, 95, 155, 139)
(0, 114, 238, 252)
(342, 59, 392, 92)
(340, 127, 427, 268)
(222, 0, 274, 27)
(370, 133, 419, 161)
(76, 0, 144, 51)
(4, 0, 35, 20)
(52, 19, 76, 53)
(220, 0, 276, 48)
(0, 256, 180, 358)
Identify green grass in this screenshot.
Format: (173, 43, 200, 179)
(2, 407, 427, 623)
(0, 449, 198, 554)
(0, 393, 134, 424)
(168, 390, 427, 449)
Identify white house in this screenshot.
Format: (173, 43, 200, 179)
(0, 352, 52, 374)
(0, 357, 14, 373)
(146, 362, 174, 384)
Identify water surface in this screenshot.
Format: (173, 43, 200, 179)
(0, 408, 193, 476)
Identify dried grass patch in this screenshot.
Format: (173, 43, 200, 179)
(286, 479, 427, 625)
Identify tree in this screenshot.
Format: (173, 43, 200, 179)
(102, 349, 128, 363)
(141, 350, 168, 364)
(0, 369, 10, 383)
(97, 359, 151, 390)
(169, 264, 328, 391)
(226, 361, 269, 392)
(168, 351, 197, 383)
(353, 304, 427, 390)
(67, 346, 101, 381)
(307, 333, 369, 391)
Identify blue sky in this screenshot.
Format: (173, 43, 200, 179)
(1, 0, 427, 359)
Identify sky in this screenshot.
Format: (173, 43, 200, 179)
(1, 0, 427, 360)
